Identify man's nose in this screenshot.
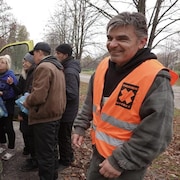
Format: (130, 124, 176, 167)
(109, 39, 119, 47)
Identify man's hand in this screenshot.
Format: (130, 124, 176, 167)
(72, 133, 84, 148)
(99, 159, 121, 178)
(0, 91, 3, 96)
(17, 114, 23, 121)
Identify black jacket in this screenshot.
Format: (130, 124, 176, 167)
(12, 64, 36, 95)
(61, 56, 81, 122)
(11, 64, 36, 118)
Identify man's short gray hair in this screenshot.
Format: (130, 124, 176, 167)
(107, 12, 148, 38)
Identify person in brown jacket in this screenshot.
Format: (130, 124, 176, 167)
(24, 42, 66, 180)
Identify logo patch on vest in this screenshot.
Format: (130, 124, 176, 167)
(116, 82, 139, 109)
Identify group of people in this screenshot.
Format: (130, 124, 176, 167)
(0, 11, 179, 180)
(0, 42, 81, 179)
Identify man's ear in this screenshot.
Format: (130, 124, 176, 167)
(138, 37, 147, 49)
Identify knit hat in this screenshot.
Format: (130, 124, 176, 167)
(56, 44, 72, 56)
(24, 53, 34, 64)
(29, 42, 51, 55)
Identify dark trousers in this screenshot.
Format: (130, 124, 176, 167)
(20, 114, 35, 157)
(87, 146, 147, 180)
(33, 120, 59, 180)
(58, 121, 74, 165)
(0, 115, 15, 149)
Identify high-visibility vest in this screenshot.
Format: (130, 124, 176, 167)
(91, 57, 178, 158)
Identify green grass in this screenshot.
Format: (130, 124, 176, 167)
(173, 108, 180, 137)
(79, 82, 88, 109)
(174, 108, 180, 117)
(175, 77, 180, 86)
(81, 70, 94, 75)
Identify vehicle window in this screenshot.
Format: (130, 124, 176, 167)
(0, 44, 29, 75)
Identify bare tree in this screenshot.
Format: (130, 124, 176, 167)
(85, 0, 180, 50)
(133, 0, 146, 14)
(0, 0, 30, 48)
(44, 0, 106, 60)
(16, 25, 30, 41)
(157, 40, 178, 68)
(0, 0, 15, 47)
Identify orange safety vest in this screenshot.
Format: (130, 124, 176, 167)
(91, 57, 178, 158)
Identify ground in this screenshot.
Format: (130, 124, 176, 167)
(0, 118, 179, 180)
(0, 81, 180, 180)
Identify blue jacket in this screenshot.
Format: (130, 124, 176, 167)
(0, 70, 18, 114)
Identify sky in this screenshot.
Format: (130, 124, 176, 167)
(4, 0, 180, 56)
(5, 0, 58, 43)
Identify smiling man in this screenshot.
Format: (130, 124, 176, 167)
(72, 12, 178, 180)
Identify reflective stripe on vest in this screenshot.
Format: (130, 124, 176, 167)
(92, 57, 178, 158)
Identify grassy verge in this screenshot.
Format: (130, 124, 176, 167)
(81, 70, 94, 75)
(79, 82, 88, 109)
(175, 78, 180, 86)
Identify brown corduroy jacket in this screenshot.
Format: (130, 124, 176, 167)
(26, 56, 66, 125)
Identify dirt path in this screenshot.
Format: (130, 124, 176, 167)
(1, 120, 179, 180)
(1, 122, 91, 180)
(1, 122, 38, 180)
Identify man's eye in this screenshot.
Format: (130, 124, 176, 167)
(107, 36, 112, 41)
(117, 36, 129, 41)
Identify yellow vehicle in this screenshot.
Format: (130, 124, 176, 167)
(0, 40, 34, 120)
(0, 40, 34, 74)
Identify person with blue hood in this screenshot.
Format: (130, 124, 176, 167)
(0, 54, 18, 161)
(55, 43, 81, 171)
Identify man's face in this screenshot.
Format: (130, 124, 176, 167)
(106, 25, 147, 67)
(55, 52, 67, 62)
(33, 50, 44, 64)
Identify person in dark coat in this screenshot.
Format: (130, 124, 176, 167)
(55, 43, 81, 170)
(7, 52, 38, 171)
